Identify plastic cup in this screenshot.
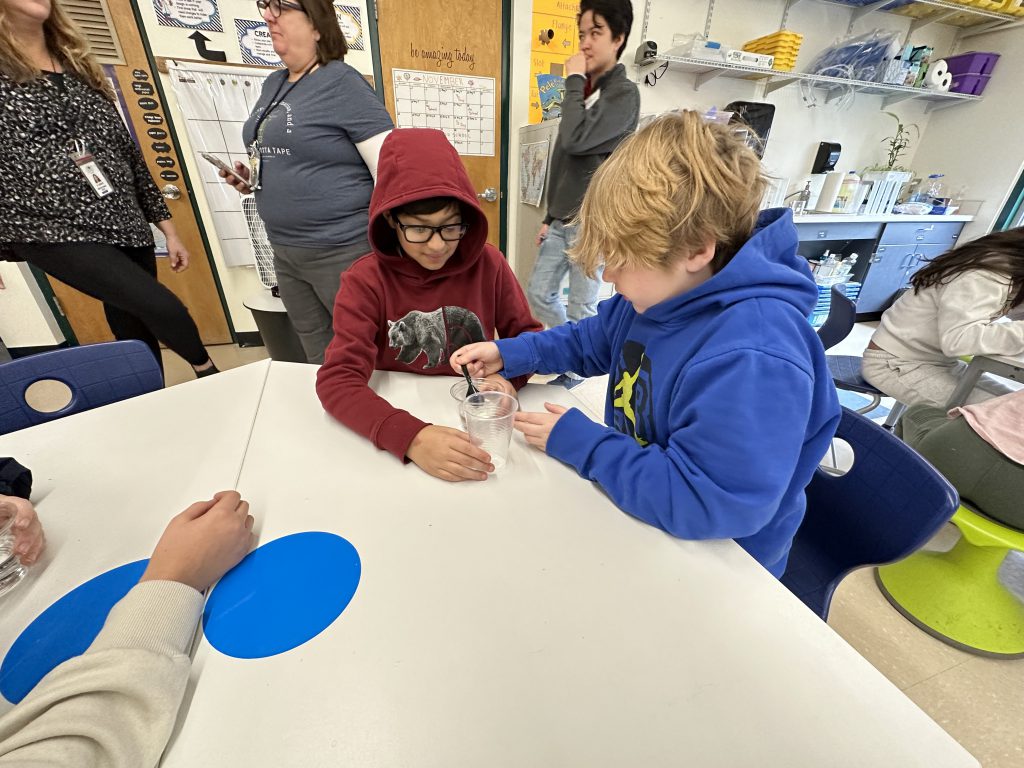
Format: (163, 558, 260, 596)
(461, 391, 519, 472)
(0, 502, 28, 599)
(450, 378, 507, 428)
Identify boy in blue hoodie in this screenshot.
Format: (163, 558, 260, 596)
(451, 111, 840, 577)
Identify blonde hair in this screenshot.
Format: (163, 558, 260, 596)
(572, 110, 767, 277)
(0, 0, 113, 98)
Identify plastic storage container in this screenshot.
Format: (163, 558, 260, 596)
(943, 51, 1001, 77)
(995, 0, 1024, 16)
(742, 30, 803, 72)
(951, 0, 1006, 9)
(949, 73, 992, 95)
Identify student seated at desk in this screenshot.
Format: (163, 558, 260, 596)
(452, 111, 841, 577)
(316, 129, 542, 482)
(863, 227, 1024, 407)
(0, 461, 253, 768)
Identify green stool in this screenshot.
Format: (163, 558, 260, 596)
(876, 504, 1024, 658)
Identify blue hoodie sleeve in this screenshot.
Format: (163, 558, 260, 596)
(495, 296, 625, 378)
(546, 348, 815, 541)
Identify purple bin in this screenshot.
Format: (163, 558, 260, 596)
(949, 73, 991, 96)
(944, 51, 1000, 77)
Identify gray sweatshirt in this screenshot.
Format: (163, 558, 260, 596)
(0, 580, 202, 767)
(544, 64, 640, 225)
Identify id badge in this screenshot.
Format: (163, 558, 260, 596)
(68, 141, 113, 198)
(246, 141, 262, 190)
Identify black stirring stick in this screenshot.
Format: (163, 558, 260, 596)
(461, 364, 477, 395)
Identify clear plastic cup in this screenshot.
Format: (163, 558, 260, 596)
(450, 378, 507, 428)
(0, 502, 28, 599)
(461, 391, 519, 472)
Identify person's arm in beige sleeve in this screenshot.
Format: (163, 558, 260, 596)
(936, 270, 1024, 358)
(0, 491, 254, 768)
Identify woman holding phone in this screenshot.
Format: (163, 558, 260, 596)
(0, 0, 217, 378)
(220, 0, 393, 364)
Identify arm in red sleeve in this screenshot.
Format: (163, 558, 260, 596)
(315, 262, 430, 461)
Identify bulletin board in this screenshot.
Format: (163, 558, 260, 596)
(529, 0, 580, 124)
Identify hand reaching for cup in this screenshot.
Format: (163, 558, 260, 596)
(514, 403, 569, 453)
(0, 496, 46, 566)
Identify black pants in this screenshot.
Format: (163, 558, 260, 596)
(9, 242, 209, 370)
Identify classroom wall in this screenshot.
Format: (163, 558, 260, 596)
(506, 0, 999, 274)
(137, 0, 378, 334)
(909, 27, 1024, 242)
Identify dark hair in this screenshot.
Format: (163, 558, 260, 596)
(912, 227, 1024, 308)
(579, 0, 633, 61)
(391, 197, 462, 218)
(302, 0, 348, 63)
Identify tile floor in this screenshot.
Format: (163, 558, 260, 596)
(165, 330, 1023, 766)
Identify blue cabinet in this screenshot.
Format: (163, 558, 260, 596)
(857, 245, 917, 313)
(792, 218, 966, 316)
(857, 221, 964, 314)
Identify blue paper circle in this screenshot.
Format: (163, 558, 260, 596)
(1, 559, 148, 704)
(203, 532, 360, 659)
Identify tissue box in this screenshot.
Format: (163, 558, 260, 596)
(724, 49, 774, 69)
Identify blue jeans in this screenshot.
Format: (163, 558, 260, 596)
(526, 220, 602, 328)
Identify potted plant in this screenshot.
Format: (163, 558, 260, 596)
(861, 111, 917, 214)
(874, 111, 920, 172)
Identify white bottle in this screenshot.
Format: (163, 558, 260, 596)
(832, 171, 862, 214)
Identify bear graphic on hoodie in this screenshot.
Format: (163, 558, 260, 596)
(387, 306, 486, 369)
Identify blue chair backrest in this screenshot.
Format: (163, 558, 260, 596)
(0, 341, 163, 434)
(816, 284, 857, 352)
(781, 407, 959, 619)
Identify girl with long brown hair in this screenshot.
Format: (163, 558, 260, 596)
(0, 0, 216, 378)
(863, 227, 1024, 406)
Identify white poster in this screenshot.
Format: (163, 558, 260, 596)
(519, 139, 549, 206)
(392, 68, 495, 157)
(154, 0, 222, 31)
(235, 19, 281, 66)
(334, 4, 364, 51)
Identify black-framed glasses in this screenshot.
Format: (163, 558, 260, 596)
(256, 0, 305, 17)
(396, 221, 468, 243)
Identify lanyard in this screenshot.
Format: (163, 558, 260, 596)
(251, 59, 318, 143)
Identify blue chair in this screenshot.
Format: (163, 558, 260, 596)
(817, 284, 906, 426)
(817, 285, 881, 412)
(781, 407, 959, 620)
(0, 341, 163, 434)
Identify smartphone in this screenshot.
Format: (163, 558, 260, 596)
(201, 152, 251, 189)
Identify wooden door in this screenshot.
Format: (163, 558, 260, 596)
(376, 0, 505, 249)
(44, 0, 231, 346)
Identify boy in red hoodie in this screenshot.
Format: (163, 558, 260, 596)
(316, 129, 542, 482)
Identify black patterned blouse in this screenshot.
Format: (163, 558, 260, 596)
(0, 70, 169, 249)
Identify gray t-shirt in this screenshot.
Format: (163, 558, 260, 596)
(243, 61, 393, 248)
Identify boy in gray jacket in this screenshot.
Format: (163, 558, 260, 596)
(527, 0, 640, 330)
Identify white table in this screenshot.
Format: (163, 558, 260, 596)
(0, 361, 271, 715)
(170, 363, 974, 767)
(946, 350, 1024, 408)
(0, 362, 978, 766)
